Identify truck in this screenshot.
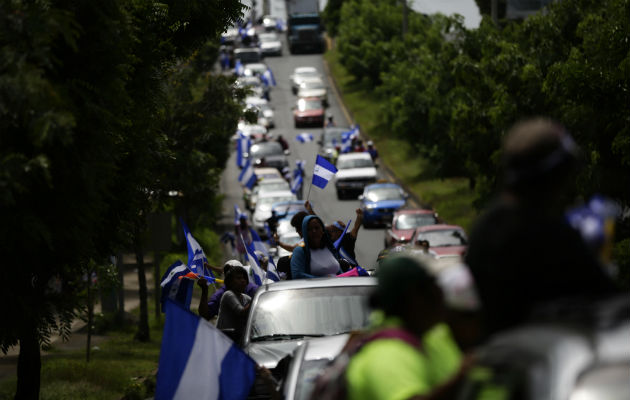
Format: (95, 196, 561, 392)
(285, 0, 325, 54)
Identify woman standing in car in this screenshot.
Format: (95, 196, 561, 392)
(291, 215, 342, 279)
(216, 266, 251, 343)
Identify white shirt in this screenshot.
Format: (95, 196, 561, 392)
(309, 247, 340, 276)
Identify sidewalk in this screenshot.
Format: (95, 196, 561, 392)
(0, 255, 157, 382)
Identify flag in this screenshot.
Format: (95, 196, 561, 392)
(155, 300, 256, 400)
(333, 220, 352, 250)
(290, 173, 303, 194)
(264, 222, 275, 245)
(295, 132, 314, 143)
(235, 59, 244, 76)
(238, 160, 257, 189)
(160, 260, 194, 313)
(236, 131, 250, 168)
(296, 159, 306, 170)
(340, 125, 360, 154)
(242, 236, 265, 285)
(249, 227, 280, 281)
(261, 68, 276, 87)
(181, 220, 213, 277)
(312, 155, 338, 189)
(234, 204, 246, 226)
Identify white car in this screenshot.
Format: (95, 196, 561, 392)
(296, 77, 328, 106)
(259, 32, 283, 56)
(334, 152, 378, 199)
(277, 231, 301, 258)
(243, 63, 268, 77)
(235, 76, 265, 98)
(252, 190, 297, 235)
(245, 97, 275, 127)
(290, 66, 321, 95)
(248, 178, 291, 211)
(236, 122, 269, 142)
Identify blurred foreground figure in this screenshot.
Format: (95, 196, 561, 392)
(465, 117, 617, 337)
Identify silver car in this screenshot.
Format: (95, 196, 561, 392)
(242, 277, 376, 369)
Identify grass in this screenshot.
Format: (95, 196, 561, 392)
(324, 47, 478, 231)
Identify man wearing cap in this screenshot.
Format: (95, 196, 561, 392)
(366, 140, 378, 162)
(465, 117, 617, 337)
(198, 259, 259, 320)
(345, 254, 466, 400)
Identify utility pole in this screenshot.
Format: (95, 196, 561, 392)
(401, 0, 408, 38)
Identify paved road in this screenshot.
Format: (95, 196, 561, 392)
(219, 37, 391, 269)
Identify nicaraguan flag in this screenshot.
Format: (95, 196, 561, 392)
(235, 59, 244, 76)
(248, 228, 280, 282)
(238, 160, 257, 190)
(155, 300, 256, 400)
(340, 125, 359, 154)
(242, 236, 265, 285)
(261, 68, 276, 87)
(295, 132, 314, 143)
(333, 220, 352, 250)
(296, 159, 306, 170)
(290, 173, 303, 194)
(160, 261, 194, 313)
(236, 131, 250, 168)
(234, 204, 245, 226)
(181, 220, 213, 277)
(312, 155, 338, 189)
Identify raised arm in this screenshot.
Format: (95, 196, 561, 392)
(351, 208, 364, 238)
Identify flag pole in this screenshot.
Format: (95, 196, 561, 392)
(306, 180, 313, 202)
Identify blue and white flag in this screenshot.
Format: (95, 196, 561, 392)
(235, 59, 244, 76)
(333, 220, 352, 250)
(160, 261, 194, 313)
(261, 68, 276, 87)
(295, 132, 314, 143)
(242, 236, 265, 285)
(341, 125, 360, 154)
(296, 159, 306, 171)
(248, 227, 280, 282)
(234, 204, 246, 226)
(238, 160, 257, 190)
(181, 220, 212, 277)
(155, 300, 256, 400)
(236, 131, 250, 168)
(312, 155, 338, 189)
(290, 173, 303, 194)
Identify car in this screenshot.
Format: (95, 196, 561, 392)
(245, 97, 275, 128)
(237, 122, 268, 141)
(384, 208, 440, 248)
(318, 126, 348, 161)
(244, 104, 273, 130)
(456, 295, 630, 400)
(247, 141, 289, 171)
(406, 224, 468, 257)
(246, 178, 291, 211)
(243, 62, 268, 77)
(253, 167, 283, 181)
(275, 231, 302, 259)
(235, 76, 265, 98)
(259, 32, 283, 55)
(293, 97, 325, 128)
(252, 190, 297, 235)
(334, 153, 378, 199)
(296, 77, 328, 106)
(262, 15, 279, 32)
(358, 183, 408, 228)
(282, 334, 351, 400)
(290, 66, 321, 95)
(233, 47, 263, 65)
(242, 277, 377, 369)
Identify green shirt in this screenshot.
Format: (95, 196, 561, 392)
(346, 318, 462, 400)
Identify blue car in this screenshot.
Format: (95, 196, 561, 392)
(359, 183, 408, 228)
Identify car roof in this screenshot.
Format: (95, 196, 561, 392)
(234, 47, 261, 54)
(294, 66, 318, 74)
(337, 152, 372, 161)
(414, 224, 465, 233)
(299, 76, 324, 84)
(258, 190, 294, 199)
(257, 276, 376, 292)
(257, 178, 288, 185)
(254, 167, 282, 176)
(364, 183, 401, 191)
(245, 63, 267, 69)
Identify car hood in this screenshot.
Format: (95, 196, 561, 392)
(336, 168, 377, 180)
(363, 199, 405, 210)
(298, 89, 326, 98)
(390, 228, 416, 242)
(294, 109, 324, 117)
(255, 154, 287, 165)
(245, 340, 304, 368)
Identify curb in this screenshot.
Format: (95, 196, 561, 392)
(321, 46, 425, 210)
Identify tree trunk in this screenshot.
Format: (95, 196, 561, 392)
(154, 252, 162, 323)
(15, 326, 40, 400)
(135, 234, 150, 342)
(116, 252, 125, 324)
(86, 270, 93, 362)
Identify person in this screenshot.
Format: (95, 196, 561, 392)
(325, 115, 335, 127)
(353, 139, 366, 152)
(366, 140, 378, 162)
(198, 260, 258, 320)
(464, 117, 617, 338)
(235, 215, 253, 264)
(265, 208, 289, 237)
(215, 266, 252, 344)
(277, 135, 289, 151)
(290, 215, 342, 279)
(274, 211, 308, 254)
(343, 254, 467, 400)
(331, 145, 340, 165)
(326, 208, 364, 263)
(253, 250, 276, 284)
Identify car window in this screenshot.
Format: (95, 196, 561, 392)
(395, 214, 437, 230)
(364, 187, 403, 202)
(415, 230, 467, 247)
(258, 182, 290, 193)
(297, 99, 322, 111)
(300, 81, 325, 90)
(337, 157, 374, 169)
(250, 142, 283, 157)
(323, 129, 345, 145)
(259, 33, 278, 42)
(250, 286, 374, 340)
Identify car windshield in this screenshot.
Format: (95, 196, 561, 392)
(364, 187, 403, 202)
(258, 195, 295, 206)
(279, 234, 301, 245)
(323, 129, 345, 146)
(415, 230, 467, 247)
(337, 158, 374, 169)
(295, 68, 318, 78)
(259, 33, 279, 42)
(249, 286, 374, 340)
(300, 81, 325, 90)
(235, 51, 261, 64)
(257, 182, 290, 194)
(294, 358, 331, 400)
(250, 142, 283, 157)
(395, 214, 437, 230)
(237, 77, 262, 88)
(297, 99, 322, 111)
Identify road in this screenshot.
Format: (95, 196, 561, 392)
(219, 42, 391, 269)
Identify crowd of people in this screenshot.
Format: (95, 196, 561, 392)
(206, 117, 622, 399)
